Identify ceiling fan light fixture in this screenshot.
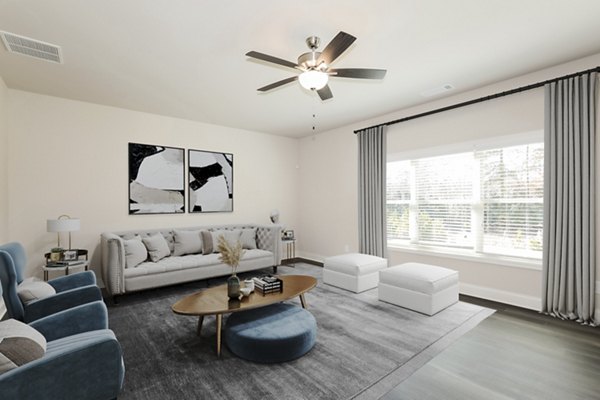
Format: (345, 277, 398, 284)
(299, 70, 328, 91)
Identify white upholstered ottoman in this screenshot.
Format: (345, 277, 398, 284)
(378, 263, 458, 315)
(323, 253, 388, 293)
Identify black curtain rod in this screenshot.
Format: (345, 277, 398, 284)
(354, 65, 600, 134)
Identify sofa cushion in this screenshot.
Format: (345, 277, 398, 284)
(173, 230, 202, 256)
(242, 249, 272, 260)
(17, 278, 57, 304)
(142, 233, 171, 262)
(124, 236, 148, 268)
(123, 249, 274, 279)
(0, 319, 46, 374)
(240, 228, 257, 250)
(125, 254, 221, 277)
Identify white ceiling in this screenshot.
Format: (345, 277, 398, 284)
(1, 0, 600, 138)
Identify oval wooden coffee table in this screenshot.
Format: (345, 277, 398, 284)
(172, 274, 317, 356)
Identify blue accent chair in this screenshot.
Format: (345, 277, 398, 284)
(0, 294, 125, 399)
(0, 242, 102, 323)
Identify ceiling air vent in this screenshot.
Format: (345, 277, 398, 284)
(0, 31, 62, 63)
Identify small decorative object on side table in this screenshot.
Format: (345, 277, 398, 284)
(42, 249, 89, 281)
(49, 247, 63, 262)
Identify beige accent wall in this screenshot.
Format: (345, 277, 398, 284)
(0, 76, 8, 243)
(298, 53, 600, 314)
(6, 90, 299, 281)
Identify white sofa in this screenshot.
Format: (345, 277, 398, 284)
(101, 224, 281, 299)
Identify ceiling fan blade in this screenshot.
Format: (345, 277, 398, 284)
(317, 85, 333, 100)
(246, 51, 300, 70)
(317, 31, 356, 66)
(329, 68, 387, 79)
(257, 76, 298, 92)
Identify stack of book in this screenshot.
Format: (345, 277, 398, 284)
(46, 260, 86, 268)
(253, 276, 283, 295)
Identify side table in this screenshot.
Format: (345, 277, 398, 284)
(42, 261, 90, 281)
(281, 239, 296, 266)
(42, 249, 89, 281)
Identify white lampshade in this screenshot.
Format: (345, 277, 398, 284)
(47, 215, 80, 250)
(298, 70, 328, 90)
(47, 218, 80, 233)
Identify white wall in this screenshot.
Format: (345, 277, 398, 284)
(298, 53, 600, 314)
(6, 90, 299, 281)
(0, 76, 8, 243)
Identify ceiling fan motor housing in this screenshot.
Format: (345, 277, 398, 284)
(298, 51, 323, 70)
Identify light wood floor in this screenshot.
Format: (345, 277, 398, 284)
(382, 296, 600, 400)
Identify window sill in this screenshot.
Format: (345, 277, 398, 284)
(387, 244, 542, 270)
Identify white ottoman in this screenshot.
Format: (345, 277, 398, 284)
(323, 253, 388, 293)
(378, 263, 458, 315)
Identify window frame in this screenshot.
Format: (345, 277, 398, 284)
(386, 132, 544, 270)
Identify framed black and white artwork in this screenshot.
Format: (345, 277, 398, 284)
(188, 149, 233, 212)
(129, 143, 185, 214)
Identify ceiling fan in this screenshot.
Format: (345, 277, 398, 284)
(246, 31, 386, 100)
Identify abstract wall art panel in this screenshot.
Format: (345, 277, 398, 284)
(188, 149, 233, 213)
(129, 143, 185, 214)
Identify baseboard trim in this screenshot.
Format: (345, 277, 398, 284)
(295, 257, 323, 267)
(296, 251, 325, 263)
(460, 283, 540, 311)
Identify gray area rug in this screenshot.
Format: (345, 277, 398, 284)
(108, 263, 492, 400)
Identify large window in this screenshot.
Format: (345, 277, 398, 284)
(387, 142, 544, 260)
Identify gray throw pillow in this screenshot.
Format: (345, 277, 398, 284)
(201, 231, 214, 255)
(211, 229, 242, 252)
(124, 236, 148, 268)
(162, 232, 175, 253)
(142, 233, 171, 262)
(0, 319, 46, 374)
(240, 228, 257, 250)
(17, 278, 56, 304)
(173, 230, 203, 256)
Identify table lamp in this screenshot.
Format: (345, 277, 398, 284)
(47, 215, 80, 250)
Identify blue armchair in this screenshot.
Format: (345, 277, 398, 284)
(0, 297, 125, 399)
(0, 242, 103, 323)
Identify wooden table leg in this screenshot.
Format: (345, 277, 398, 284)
(299, 294, 307, 309)
(197, 315, 204, 336)
(216, 314, 222, 357)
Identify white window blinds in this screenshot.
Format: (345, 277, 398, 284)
(387, 142, 543, 260)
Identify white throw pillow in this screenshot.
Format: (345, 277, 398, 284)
(17, 278, 56, 304)
(124, 236, 148, 268)
(0, 319, 46, 374)
(240, 228, 257, 250)
(173, 230, 203, 256)
(211, 229, 242, 253)
(142, 233, 171, 262)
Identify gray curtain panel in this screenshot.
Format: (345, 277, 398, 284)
(357, 125, 388, 258)
(542, 72, 597, 325)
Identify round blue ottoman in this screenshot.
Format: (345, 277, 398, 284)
(224, 303, 317, 363)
